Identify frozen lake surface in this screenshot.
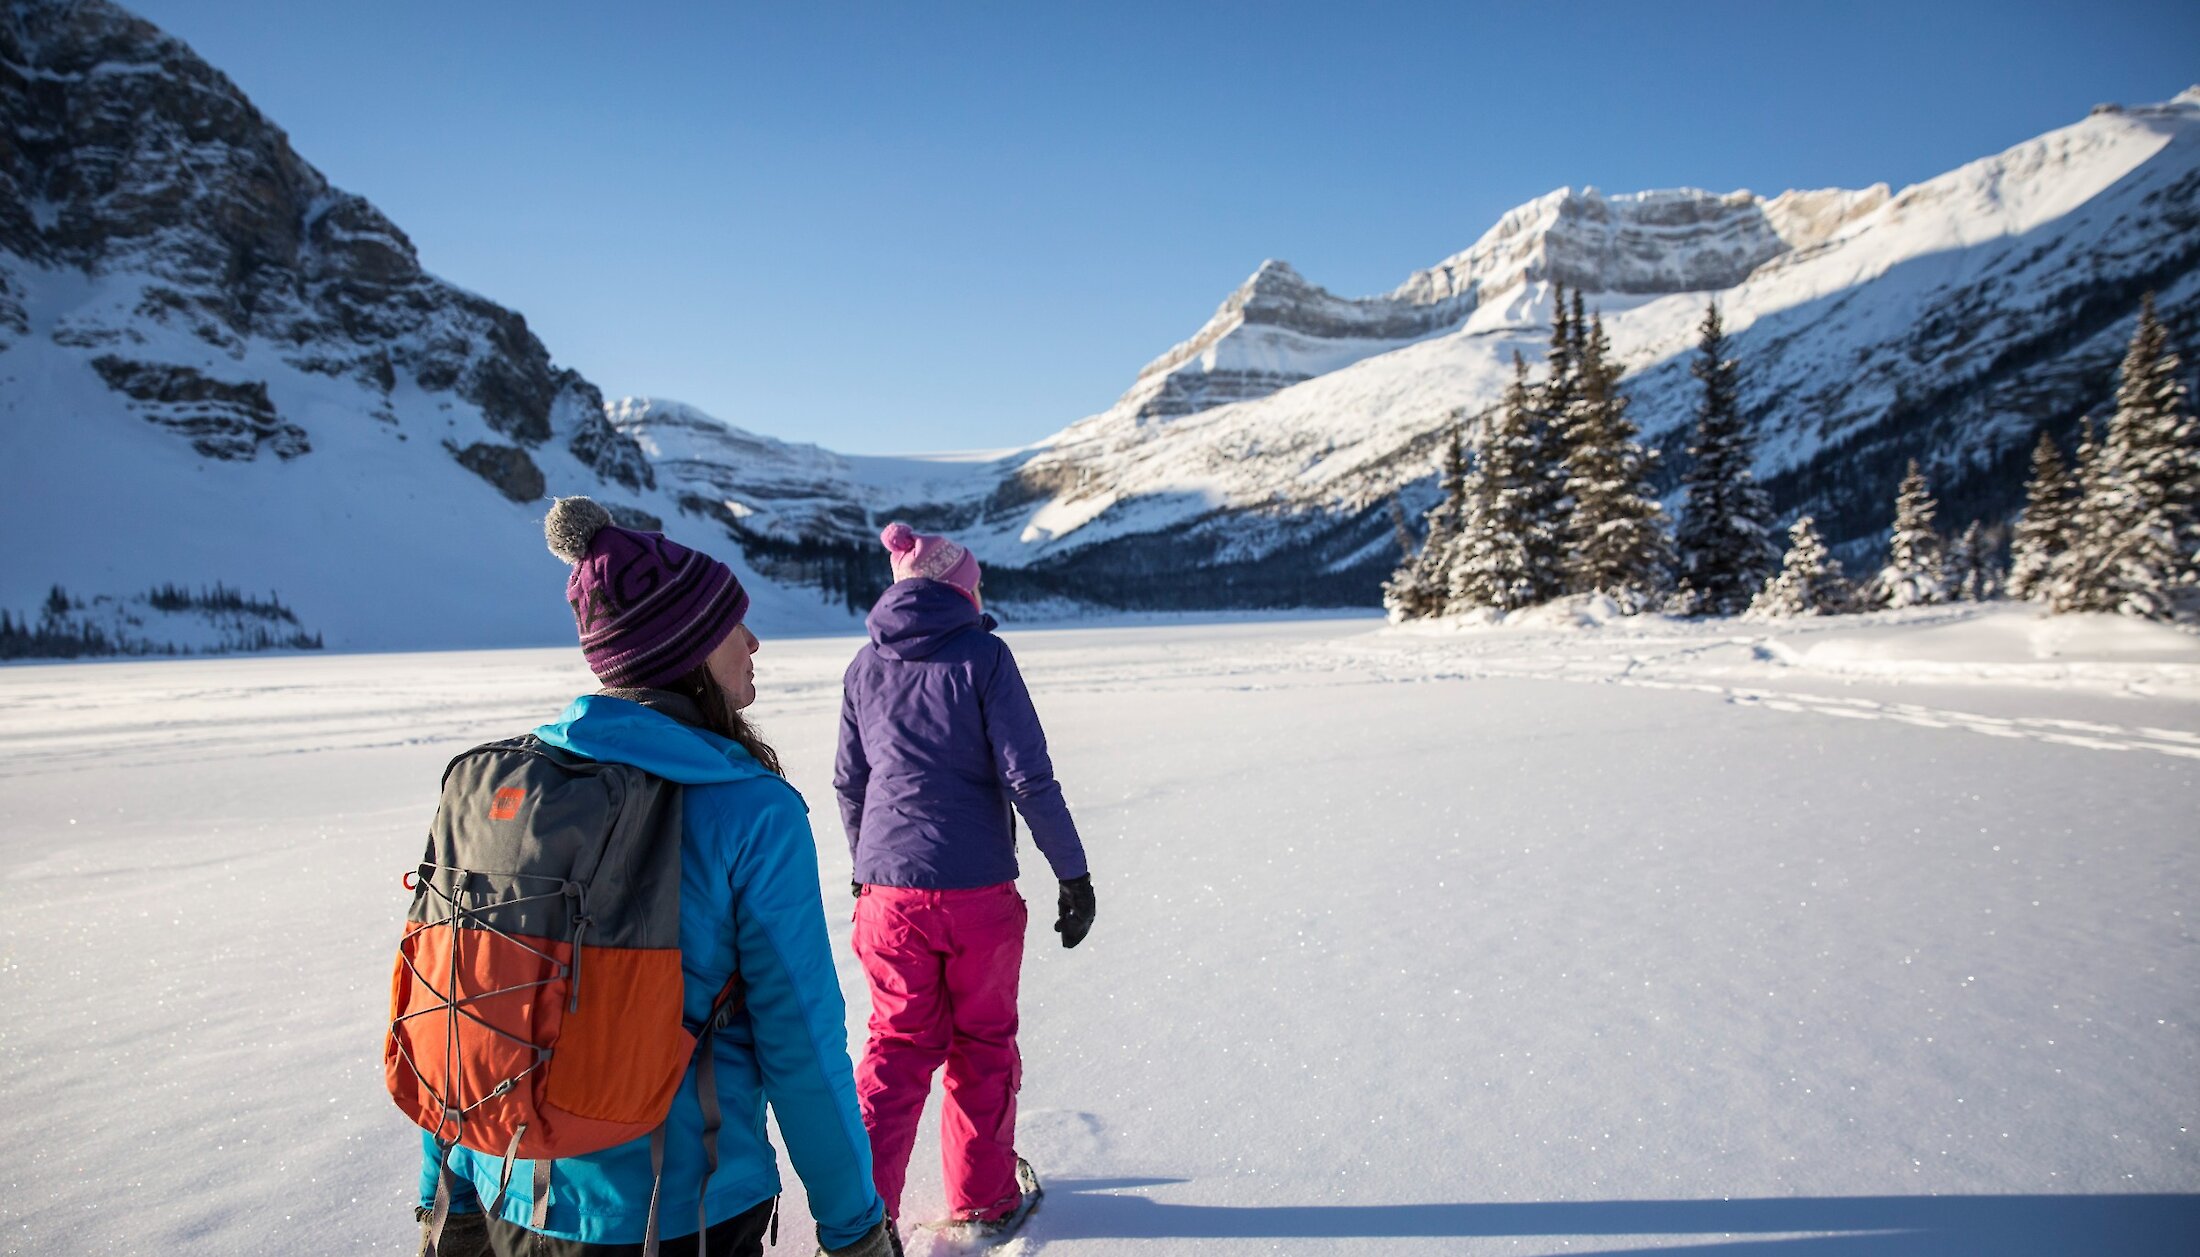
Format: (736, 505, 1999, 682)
(2, 606, 2196, 1254)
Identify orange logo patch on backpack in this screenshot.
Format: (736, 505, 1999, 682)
(489, 787, 526, 821)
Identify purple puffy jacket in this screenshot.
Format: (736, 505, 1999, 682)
(834, 579, 1088, 889)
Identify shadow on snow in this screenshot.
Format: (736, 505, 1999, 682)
(1042, 1179, 2200, 1254)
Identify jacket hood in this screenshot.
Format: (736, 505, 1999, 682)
(866, 578, 997, 661)
(533, 693, 774, 785)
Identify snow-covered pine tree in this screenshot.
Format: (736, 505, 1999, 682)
(1868, 459, 1948, 608)
(1388, 494, 1416, 561)
(1449, 356, 1557, 612)
(2006, 430, 2074, 601)
(2045, 418, 2106, 611)
(1382, 416, 1471, 622)
(1440, 414, 1494, 615)
(1561, 310, 1672, 608)
(1544, 281, 1578, 428)
(1518, 283, 1577, 600)
(1545, 288, 1587, 585)
(1673, 302, 1776, 615)
(1948, 520, 1999, 601)
(2049, 293, 2199, 619)
(1747, 514, 1848, 617)
(2097, 291, 2195, 616)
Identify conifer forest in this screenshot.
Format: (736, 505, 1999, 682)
(1384, 290, 2200, 626)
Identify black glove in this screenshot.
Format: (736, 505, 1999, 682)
(1054, 875, 1095, 949)
(852, 880, 862, 899)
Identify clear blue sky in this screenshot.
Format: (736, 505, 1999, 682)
(126, 0, 2200, 454)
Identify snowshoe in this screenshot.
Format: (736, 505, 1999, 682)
(918, 1158, 1041, 1247)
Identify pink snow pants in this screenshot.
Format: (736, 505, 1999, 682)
(852, 882, 1026, 1222)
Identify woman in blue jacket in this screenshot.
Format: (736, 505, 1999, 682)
(416, 497, 897, 1257)
(834, 523, 1096, 1238)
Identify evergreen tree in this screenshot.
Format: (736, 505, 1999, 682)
(1382, 417, 1470, 621)
(1868, 459, 1948, 608)
(1388, 494, 1416, 561)
(1516, 284, 1577, 601)
(1514, 340, 1572, 607)
(1747, 515, 1849, 617)
(2049, 293, 2198, 619)
(1673, 302, 1776, 614)
(1544, 281, 1578, 426)
(1541, 288, 1588, 562)
(2046, 418, 2107, 611)
(1561, 310, 1672, 608)
(1451, 357, 1559, 612)
(2006, 430, 2074, 601)
(1948, 520, 1999, 601)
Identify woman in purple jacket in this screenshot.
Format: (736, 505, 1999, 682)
(833, 523, 1095, 1238)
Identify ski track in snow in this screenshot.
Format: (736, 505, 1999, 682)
(1721, 691, 2200, 759)
(1284, 606, 2200, 762)
(1329, 658, 2200, 762)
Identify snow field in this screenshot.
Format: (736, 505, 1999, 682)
(1, 613, 2196, 1254)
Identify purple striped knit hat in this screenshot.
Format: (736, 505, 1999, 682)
(544, 497, 750, 688)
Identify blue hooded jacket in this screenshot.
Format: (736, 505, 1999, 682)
(834, 579, 1088, 889)
(419, 693, 883, 1248)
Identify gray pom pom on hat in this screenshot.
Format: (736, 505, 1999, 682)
(545, 496, 613, 564)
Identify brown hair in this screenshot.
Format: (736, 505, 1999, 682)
(668, 661, 784, 777)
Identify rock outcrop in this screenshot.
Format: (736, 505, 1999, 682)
(89, 356, 308, 460)
(0, 0, 650, 489)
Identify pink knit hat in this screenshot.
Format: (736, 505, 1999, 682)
(881, 521, 980, 604)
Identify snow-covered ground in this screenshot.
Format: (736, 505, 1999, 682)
(3, 605, 2197, 1255)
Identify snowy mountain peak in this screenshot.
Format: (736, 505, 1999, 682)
(606, 395, 740, 435)
(1086, 180, 1901, 436)
(1105, 254, 1478, 426)
(604, 395, 1009, 552)
(1394, 183, 1893, 313)
(1240, 257, 1307, 294)
(609, 395, 843, 474)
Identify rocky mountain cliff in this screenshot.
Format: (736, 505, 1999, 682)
(1115, 184, 1894, 428)
(0, 0, 858, 651)
(0, 0, 649, 490)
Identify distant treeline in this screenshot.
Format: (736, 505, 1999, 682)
(145, 581, 302, 622)
(1, 584, 323, 660)
(684, 494, 1383, 613)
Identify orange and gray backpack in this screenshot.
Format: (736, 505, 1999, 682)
(386, 735, 745, 1257)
